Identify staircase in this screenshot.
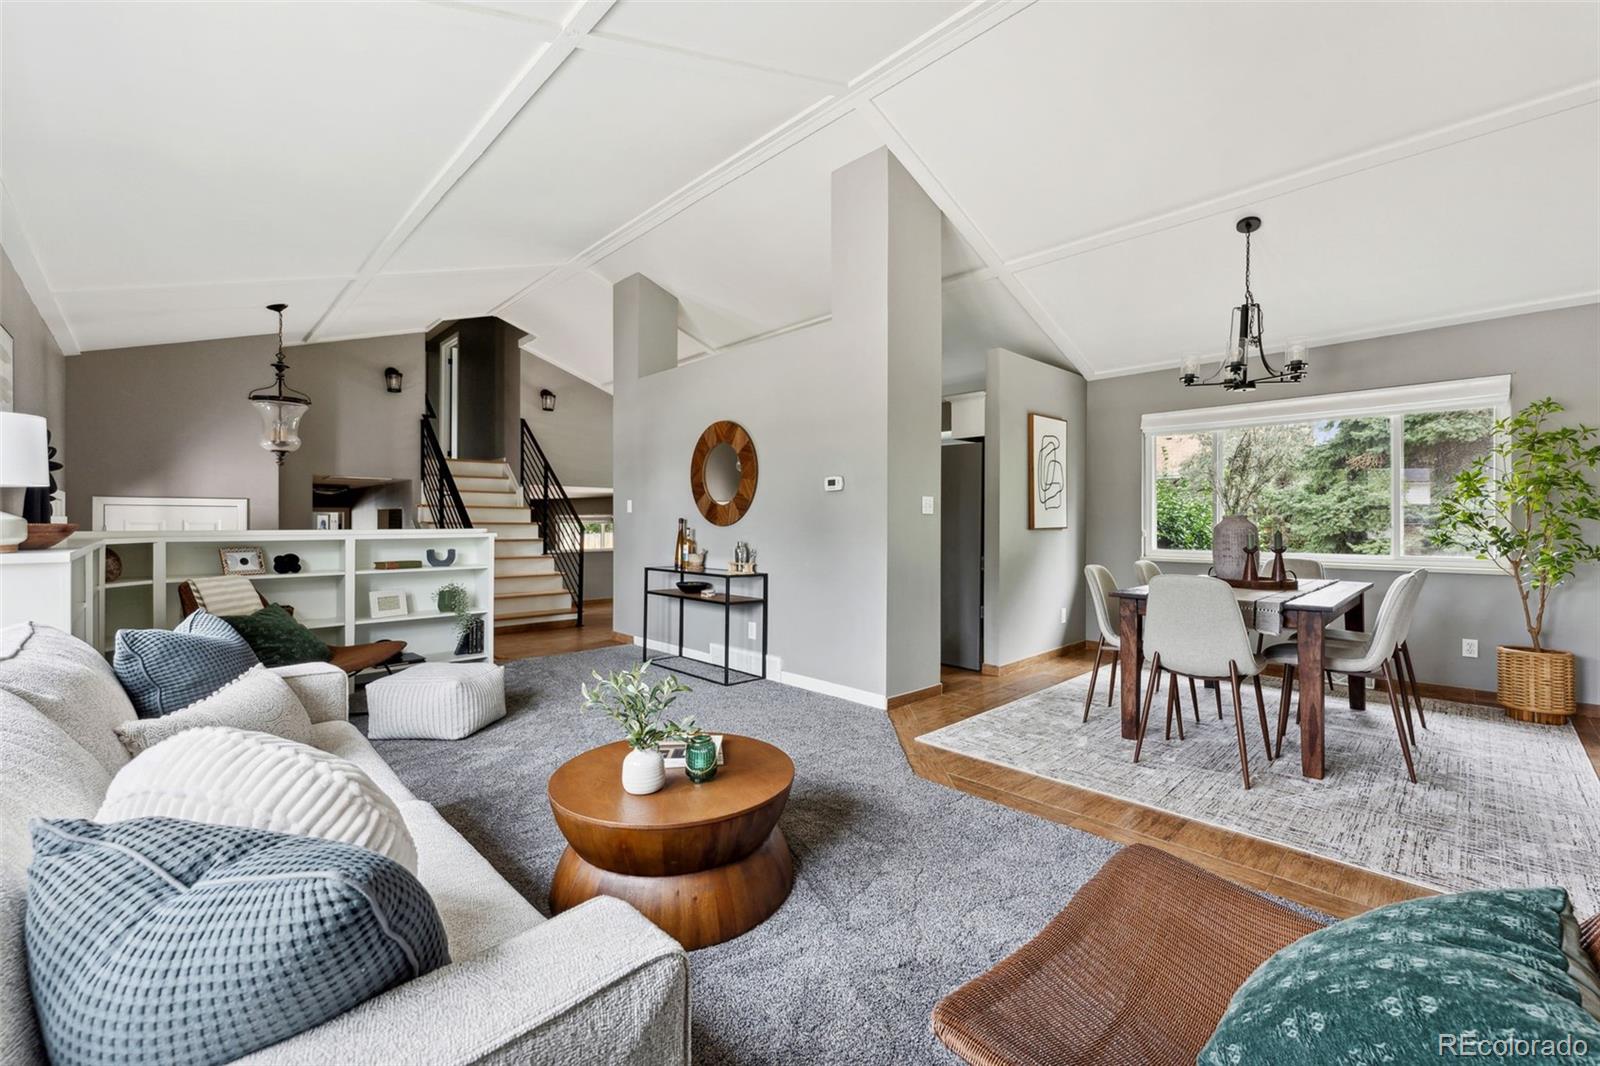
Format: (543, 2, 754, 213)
(420, 457, 579, 629)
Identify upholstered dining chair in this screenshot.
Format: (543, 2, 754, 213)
(1135, 575, 1275, 790)
(1133, 559, 1162, 584)
(1266, 569, 1424, 783)
(1081, 565, 1121, 721)
(1326, 569, 1430, 735)
(1256, 556, 1327, 655)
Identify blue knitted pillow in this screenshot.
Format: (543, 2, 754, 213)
(26, 817, 449, 1066)
(113, 611, 259, 717)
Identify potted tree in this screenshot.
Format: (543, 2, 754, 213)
(1432, 398, 1600, 723)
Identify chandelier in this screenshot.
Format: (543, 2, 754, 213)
(247, 303, 311, 464)
(1180, 216, 1309, 392)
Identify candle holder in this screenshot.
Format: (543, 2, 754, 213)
(1242, 545, 1260, 581)
(1269, 547, 1287, 585)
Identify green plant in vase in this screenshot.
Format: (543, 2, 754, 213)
(436, 582, 481, 656)
(581, 664, 694, 795)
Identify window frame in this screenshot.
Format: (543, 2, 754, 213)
(1140, 375, 1510, 574)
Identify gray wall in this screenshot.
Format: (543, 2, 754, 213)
(521, 348, 613, 489)
(1085, 304, 1600, 703)
(1, 247, 67, 516)
(66, 331, 425, 530)
(984, 348, 1088, 667)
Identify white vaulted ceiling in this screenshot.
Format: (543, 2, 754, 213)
(2, 1, 1596, 387)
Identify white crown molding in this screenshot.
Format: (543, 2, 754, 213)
(1005, 83, 1600, 275)
(0, 181, 81, 355)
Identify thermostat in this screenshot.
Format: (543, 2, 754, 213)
(823, 475, 844, 492)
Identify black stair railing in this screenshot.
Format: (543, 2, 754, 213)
(518, 418, 585, 625)
(420, 413, 471, 530)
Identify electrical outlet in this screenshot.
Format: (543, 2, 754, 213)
(747, 621, 758, 640)
(1462, 638, 1479, 658)
(921, 495, 935, 515)
(1059, 607, 1068, 624)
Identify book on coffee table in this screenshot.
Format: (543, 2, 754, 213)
(659, 734, 725, 768)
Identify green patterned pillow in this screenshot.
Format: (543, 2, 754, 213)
(1201, 888, 1600, 1065)
(223, 604, 331, 668)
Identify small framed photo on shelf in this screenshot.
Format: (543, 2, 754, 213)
(368, 590, 409, 618)
(218, 546, 267, 575)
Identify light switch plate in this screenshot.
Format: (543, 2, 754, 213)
(921, 496, 935, 515)
(747, 621, 758, 640)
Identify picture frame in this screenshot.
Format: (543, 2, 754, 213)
(218, 545, 267, 575)
(1027, 412, 1068, 530)
(368, 590, 409, 618)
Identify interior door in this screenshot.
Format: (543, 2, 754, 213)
(941, 440, 984, 670)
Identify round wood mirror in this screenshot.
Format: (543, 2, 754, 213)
(691, 420, 758, 526)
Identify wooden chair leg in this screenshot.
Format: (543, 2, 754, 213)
(1133, 653, 1162, 763)
(1106, 654, 1117, 707)
(1082, 638, 1104, 723)
(1401, 642, 1427, 729)
(1169, 672, 1184, 741)
(1229, 663, 1251, 790)
(1189, 676, 1200, 725)
(1392, 651, 1417, 748)
(1275, 665, 1294, 759)
(1251, 674, 1272, 761)
(1212, 682, 1223, 721)
(1381, 662, 1418, 783)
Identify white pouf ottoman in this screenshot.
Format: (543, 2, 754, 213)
(366, 662, 506, 740)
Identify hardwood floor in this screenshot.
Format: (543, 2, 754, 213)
(498, 615, 1600, 920)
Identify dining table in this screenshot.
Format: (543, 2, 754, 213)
(1111, 578, 1374, 780)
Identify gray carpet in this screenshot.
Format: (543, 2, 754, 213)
(361, 646, 1128, 1064)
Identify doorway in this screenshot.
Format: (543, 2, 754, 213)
(941, 439, 984, 671)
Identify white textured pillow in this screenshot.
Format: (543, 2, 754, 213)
(113, 665, 313, 757)
(97, 727, 417, 872)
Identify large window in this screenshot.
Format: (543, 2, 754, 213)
(1142, 377, 1508, 568)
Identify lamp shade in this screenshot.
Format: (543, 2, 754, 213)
(0, 412, 48, 487)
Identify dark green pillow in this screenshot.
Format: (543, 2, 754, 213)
(222, 604, 331, 668)
(1201, 888, 1600, 1065)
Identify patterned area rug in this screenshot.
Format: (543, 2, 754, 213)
(917, 672, 1600, 914)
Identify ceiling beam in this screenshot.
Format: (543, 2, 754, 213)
(574, 31, 849, 95)
(303, 0, 618, 343)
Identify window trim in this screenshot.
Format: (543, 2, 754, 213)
(1141, 375, 1510, 573)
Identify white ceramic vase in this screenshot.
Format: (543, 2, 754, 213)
(621, 747, 666, 795)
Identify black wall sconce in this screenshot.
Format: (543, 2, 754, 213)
(540, 388, 556, 412)
(384, 367, 403, 394)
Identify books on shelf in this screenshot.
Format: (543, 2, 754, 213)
(372, 560, 423, 570)
(658, 734, 725, 768)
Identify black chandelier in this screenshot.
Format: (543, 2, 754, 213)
(1180, 216, 1308, 392)
(247, 303, 312, 465)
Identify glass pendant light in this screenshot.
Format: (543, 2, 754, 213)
(1180, 216, 1310, 393)
(247, 303, 311, 464)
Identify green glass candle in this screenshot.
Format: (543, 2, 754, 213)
(684, 733, 718, 784)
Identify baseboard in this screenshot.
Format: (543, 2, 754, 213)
(1386, 679, 1598, 721)
(887, 683, 944, 709)
(981, 640, 1093, 677)
(633, 636, 781, 678)
(780, 671, 887, 709)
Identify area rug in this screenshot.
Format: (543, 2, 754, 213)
(364, 646, 1132, 1064)
(917, 670, 1600, 914)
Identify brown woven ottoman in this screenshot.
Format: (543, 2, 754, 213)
(932, 845, 1326, 1066)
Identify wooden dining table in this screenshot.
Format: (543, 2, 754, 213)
(1112, 579, 1374, 780)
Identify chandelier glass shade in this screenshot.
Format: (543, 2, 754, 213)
(247, 303, 311, 465)
(1180, 216, 1309, 392)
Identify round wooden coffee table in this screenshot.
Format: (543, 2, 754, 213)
(546, 735, 794, 949)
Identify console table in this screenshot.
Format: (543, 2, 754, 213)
(642, 565, 768, 686)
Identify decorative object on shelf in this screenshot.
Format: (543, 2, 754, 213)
(425, 548, 456, 567)
(247, 303, 312, 465)
(454, 617, 484, 657)
(19, 523, 76, 550)
(368, 590, 409, 619)
(384, 366, 403, 394)
(1027, 412, 1067, 530)
(271, 553, 302, 574)
(660, 733, 724, 770)
(683, 732, 720, 784)
(683, 552, 706, 573)
(1179, 216, 1309, 393)
(676, 580, 713, 594)
(104, 548, 123, 584)
(580, 664, 694, 796)
(373, 559, 422, 570)
(435, 582, 468, 615)
(691, 420, 759, 526)
(0, 412, 48, 552)
(22, 427, 62, 524)
(1432, 397, 1599, 724)
(539, 388, 556, 412)
(729, 541, 758, 574)
(218, 546, 267, 576)
(313, 511, 344, 531)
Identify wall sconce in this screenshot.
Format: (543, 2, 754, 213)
(540, 388, 556, 412)
(384, 367, 403, 394)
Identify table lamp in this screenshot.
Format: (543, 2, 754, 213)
(0, 412, 48, 552)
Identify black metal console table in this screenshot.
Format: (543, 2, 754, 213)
(642, 565, 769, 686)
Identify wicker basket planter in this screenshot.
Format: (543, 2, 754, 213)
(1497, 645, 1576, 725)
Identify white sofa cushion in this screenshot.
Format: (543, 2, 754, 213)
(398, 800, 543, 960)
(114, 665, 313, 756)
(97, 727, 418, 873)
(0, 622, 136, 774)
(310, 721, 417, 804)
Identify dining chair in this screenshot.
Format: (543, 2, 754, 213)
(1255, 556, 1326, 655)
(1081, 565, 1122, 721)
(1134, 559, 1162, 584)
(1266, 570, 1423, 783)
(1134, 575, 1275, 789)
(1326, 569, 1430, 734)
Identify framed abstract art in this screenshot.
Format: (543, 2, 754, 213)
(1027, 412, 1067, 530)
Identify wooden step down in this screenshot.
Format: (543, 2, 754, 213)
(496, 540, 551, 558)
(454, 475, 518, 494)
(458, 490, 525, 508)
(495, 607, 579, 628)
(496, 591, 572, 615)
(498, 573, 567, 596)
(495, 555, 557, 576)
(444, 458, 510, 479)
